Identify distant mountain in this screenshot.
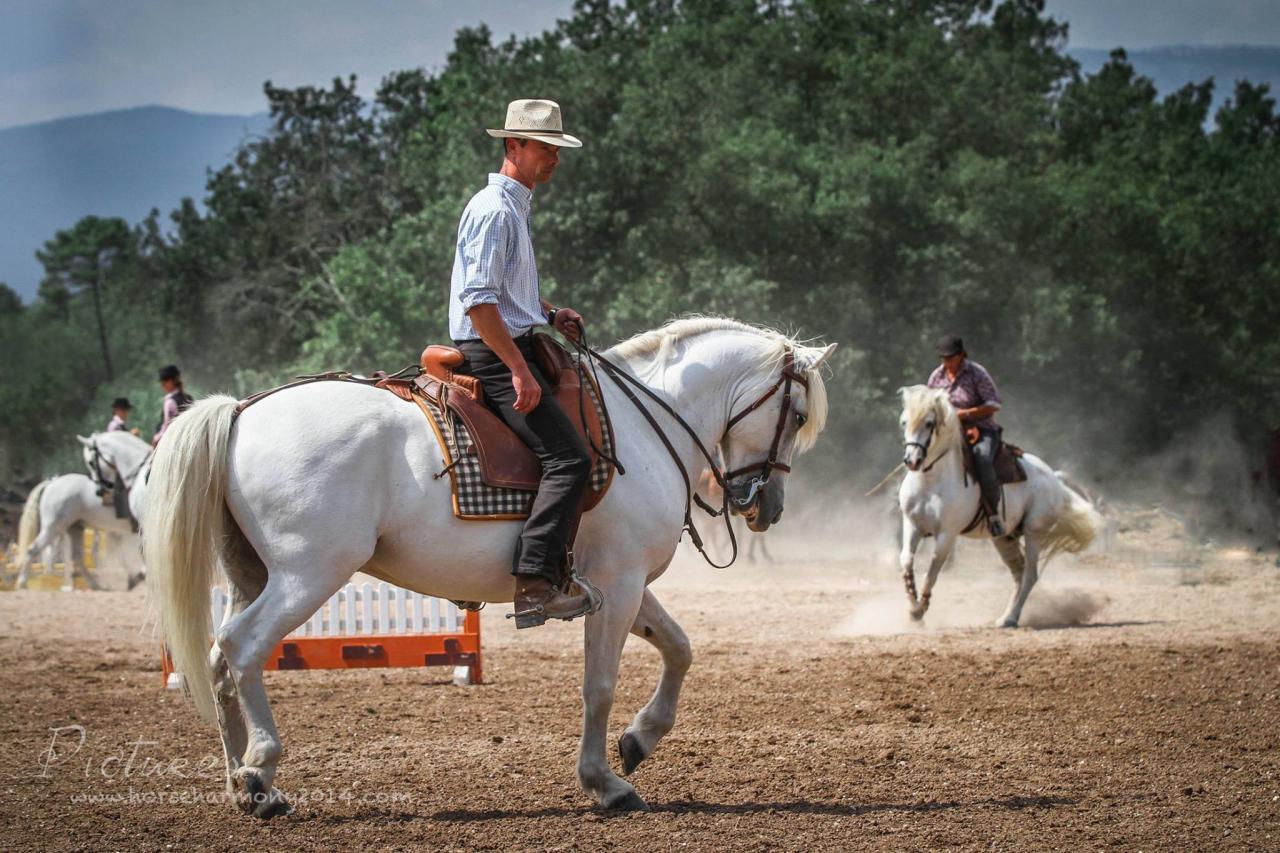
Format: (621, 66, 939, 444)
(0, 106, 270, 301)
(1069, 45, 1280, 116)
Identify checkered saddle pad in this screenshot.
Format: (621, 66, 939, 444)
(417, 370, 616, 520)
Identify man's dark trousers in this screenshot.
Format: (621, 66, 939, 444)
(972, 426, 1002, 517)
(456, 336, 592, 582)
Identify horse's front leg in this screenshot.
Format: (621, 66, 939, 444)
(899, 515, 923, 611)
(911, 531, 956, 620)
(617, 589, 691, 776)
(60, 533, 77, 591)
(578, 573, 646, 810)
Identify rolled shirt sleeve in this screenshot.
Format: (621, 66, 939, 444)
(455, 209, 511, 313)
(971, 363, 1002, 409)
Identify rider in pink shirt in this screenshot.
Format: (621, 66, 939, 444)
(152, 365, 194, 446)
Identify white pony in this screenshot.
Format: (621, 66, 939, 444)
(897, 386, 1101, 628)
(146, 318, 835, 816)
(13, 474, 143, 589)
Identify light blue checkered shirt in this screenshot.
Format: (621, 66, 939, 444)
(449, 173, 546, 340)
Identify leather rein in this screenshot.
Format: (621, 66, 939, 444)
(567, 330, 807, 569)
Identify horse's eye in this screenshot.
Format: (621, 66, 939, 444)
(795, 412, 808, 428)
(926, 419, 935, 429)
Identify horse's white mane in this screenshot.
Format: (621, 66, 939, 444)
(899, 385, 959, 437)
(609, 316, 828, 451)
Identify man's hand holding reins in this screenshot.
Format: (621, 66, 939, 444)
(551, 306, 584, 341)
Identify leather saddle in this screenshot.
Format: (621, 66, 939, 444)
(961, 431, 1027, 485)
(385, 333, 606, 502)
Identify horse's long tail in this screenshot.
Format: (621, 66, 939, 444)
(1040, 474, 1104, 564)
(144, 395, 239, 723)
(15, 480, 49, 571)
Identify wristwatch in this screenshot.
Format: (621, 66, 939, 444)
(546, 307, 559, 326)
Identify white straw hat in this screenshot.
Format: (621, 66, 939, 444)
(486, 99, 583, 148)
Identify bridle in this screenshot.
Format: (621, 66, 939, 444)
(722, 351, 810, 507)
(903, 416, 951, 474)
(86, 438, 150, 495)
(86, 440, 111, 495)
(567, 330, 809, 569)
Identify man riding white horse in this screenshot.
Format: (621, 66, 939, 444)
(450, 98, 593, 627)
(927, 333, 1006, 536)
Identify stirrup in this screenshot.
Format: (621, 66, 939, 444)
(506, 572, 605, 629)
(571, 572, 605, 617)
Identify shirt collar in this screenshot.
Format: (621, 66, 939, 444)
(488, 173, 532, 210)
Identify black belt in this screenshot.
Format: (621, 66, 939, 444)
(453, 330, 536, 347)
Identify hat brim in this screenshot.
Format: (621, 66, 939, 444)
(486, 129, 583, 148)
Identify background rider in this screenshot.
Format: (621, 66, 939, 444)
(927, 334, 1006, 536)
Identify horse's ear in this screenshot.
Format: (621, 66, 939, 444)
(802, 342, 837, 372)
(77, 435, 93, 447)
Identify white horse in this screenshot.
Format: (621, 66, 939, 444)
(897, 386, 1102, 628)
(146, 318, 835, 816)
(13, 474, 142, 589)
(80, 429, 152, 585)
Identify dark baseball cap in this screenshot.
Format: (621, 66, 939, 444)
(111, 397, 132, 410)
(935, 334, 965, 357)
(158, 364, 181, 381)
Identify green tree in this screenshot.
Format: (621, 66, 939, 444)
(36, 216, 133, 380)
(0, 283, 20, 316)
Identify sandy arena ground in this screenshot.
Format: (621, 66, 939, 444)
(1, 505, 1278, 851)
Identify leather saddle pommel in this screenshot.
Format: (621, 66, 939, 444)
(421, 345, 481, 400)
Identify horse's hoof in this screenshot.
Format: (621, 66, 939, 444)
(254, 788, 294, 820)
(233, 768, 290, 818)
(604, 789, 650, 812)
(994, 617, 1018, 629)
(909, 607, 926, 621)
(618, 731, 646, 776)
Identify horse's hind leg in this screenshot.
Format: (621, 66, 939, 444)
(217, 549, 358, 819)
(992, 535, 1025, 627)
(210, 531, 267, 801)
(995, 535, 1039, 628)
(618, 589, 692, 776)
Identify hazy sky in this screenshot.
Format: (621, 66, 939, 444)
(4, 0, 1279, 129)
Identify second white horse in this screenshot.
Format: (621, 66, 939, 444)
(897, 385, 1101, 628)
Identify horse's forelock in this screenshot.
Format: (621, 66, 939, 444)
(795, 366, 827, 454)
(901, 385, 953, 433)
